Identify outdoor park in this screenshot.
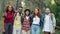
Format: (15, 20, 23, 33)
(0, 0, 60, 34)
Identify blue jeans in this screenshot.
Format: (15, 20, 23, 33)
(4, 23, 13, 34)
(31, 24, 40, 34)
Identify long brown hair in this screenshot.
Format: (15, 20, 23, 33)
(5, 5, 15, 13)
(32, 7, 41, 18)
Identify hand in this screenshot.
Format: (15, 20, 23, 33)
(52, 28, 55, 34)
(2, 24, 5, 32)
(2, 28, 5, 32)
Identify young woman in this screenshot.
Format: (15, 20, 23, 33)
(21, 9, 32, 34)
(2, 5, 15, 34)
(31, 7, 41, 34)
(42, 8, 56, 34)
(13, 8, 22, 34)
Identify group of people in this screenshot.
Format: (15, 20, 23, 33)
(2, 5, 56, 34)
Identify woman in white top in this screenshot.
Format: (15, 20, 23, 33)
(43, 8, 56, 34)
(31, 7, 41, 34)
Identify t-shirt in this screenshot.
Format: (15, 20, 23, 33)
(32, 16, 40, 25)
(3, 12, 14, 23)
(26, 16, 29, 20)
(44, 14, 52, 27)
(13, 13, 21, 28)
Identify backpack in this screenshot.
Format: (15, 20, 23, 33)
(43, 13, 54, 22)
(49, 13, 54, 22)
(14, 12, 17, 19)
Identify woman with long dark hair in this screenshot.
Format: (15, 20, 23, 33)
(2, 5, 15, 34)
(21, 9, 32, 34)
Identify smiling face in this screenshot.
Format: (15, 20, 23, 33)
(34, 8, 39, 15)
(8, 6, 12, 12)
(25, 11, 29, 16)
(18, 8, 22, 13)
(32, 7, 41, 18)
(45, 8, 50, 14)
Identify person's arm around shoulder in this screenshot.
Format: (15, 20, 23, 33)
(2, 13, 5, 32)
(40, 13, 45, 29)
(29, 16, 33, 26)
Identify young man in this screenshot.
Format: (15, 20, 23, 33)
(13, 7, 23, 34)
(42, 7, 56, 34)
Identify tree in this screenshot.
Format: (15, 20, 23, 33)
(45, 0, 60, 29)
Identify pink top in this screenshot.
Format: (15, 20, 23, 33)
(3, 12, 14, 23)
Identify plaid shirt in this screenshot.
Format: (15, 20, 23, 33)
(22, 16, 31, 30)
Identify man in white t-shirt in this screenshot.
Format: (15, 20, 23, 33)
(42, 7, 56, 34)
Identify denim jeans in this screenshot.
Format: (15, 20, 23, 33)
(31, 24, 40, 34)
(13, 28, 21, 34)
(4, 23, 13, 34)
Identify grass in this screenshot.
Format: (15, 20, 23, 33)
(56, 29, 60, 34)
(40, 28, 60, 34)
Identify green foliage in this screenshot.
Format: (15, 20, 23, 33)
(46, 0, 60, 29)
(0, 0, 60, 34)
(55, 0, 60, 6)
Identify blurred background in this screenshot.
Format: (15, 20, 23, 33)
(0, 0, 60, 34)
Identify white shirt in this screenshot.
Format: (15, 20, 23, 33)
(26, 16, 29, 20)
(32, 16, 40, 25)
(13, 12, 21, 28)
(44, 14, 52, 26)
(43, 14, 53, 32)
(43, 14, 56, 33)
